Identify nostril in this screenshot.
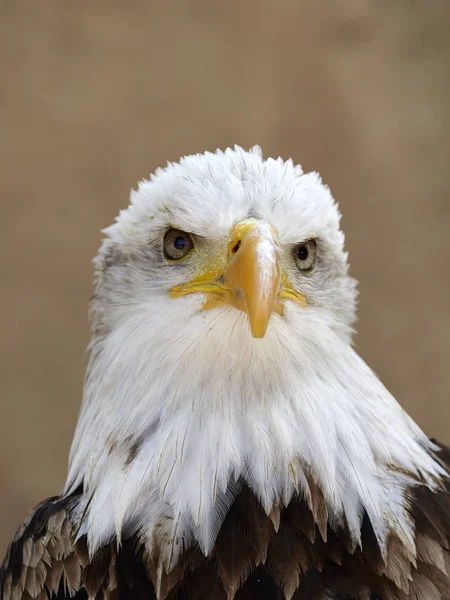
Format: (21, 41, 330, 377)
(232, 240, 241, 254)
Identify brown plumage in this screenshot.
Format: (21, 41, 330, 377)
(2, 446, 450, 600)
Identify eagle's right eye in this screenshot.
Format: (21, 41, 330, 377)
(163, 229, 194, 261)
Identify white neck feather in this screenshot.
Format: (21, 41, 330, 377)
(66, 298, 444, 567)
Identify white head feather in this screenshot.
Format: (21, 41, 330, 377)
(65, 146, 444, 566)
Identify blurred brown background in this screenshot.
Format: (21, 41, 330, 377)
(1, 0, 450, 555)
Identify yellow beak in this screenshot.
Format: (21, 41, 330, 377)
(169, 219, 305, 338)
(220, 220, 280, 337)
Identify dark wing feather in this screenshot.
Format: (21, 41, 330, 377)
(0, 490, 121, 600)
(0, 491, 86, 600)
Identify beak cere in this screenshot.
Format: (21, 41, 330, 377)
(169, 219, 286, 339)
(222, 221, 281, 338)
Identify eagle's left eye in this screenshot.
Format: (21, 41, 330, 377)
(294, 240, 316, 271)
(163, 229, 194, 261)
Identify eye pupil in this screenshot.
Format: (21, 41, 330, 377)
(297, 246, 309, 261)
(174, 236, 186, 250)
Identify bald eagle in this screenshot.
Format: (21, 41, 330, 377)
(1, 146, 449, 600)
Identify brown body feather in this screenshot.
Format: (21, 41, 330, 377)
(1, 446, 450, 600)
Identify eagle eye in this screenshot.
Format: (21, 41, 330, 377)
(294, 240, 316, 271)
(163, 229, 194, 261)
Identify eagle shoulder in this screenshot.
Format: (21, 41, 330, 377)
(0, 491, 90, 600)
